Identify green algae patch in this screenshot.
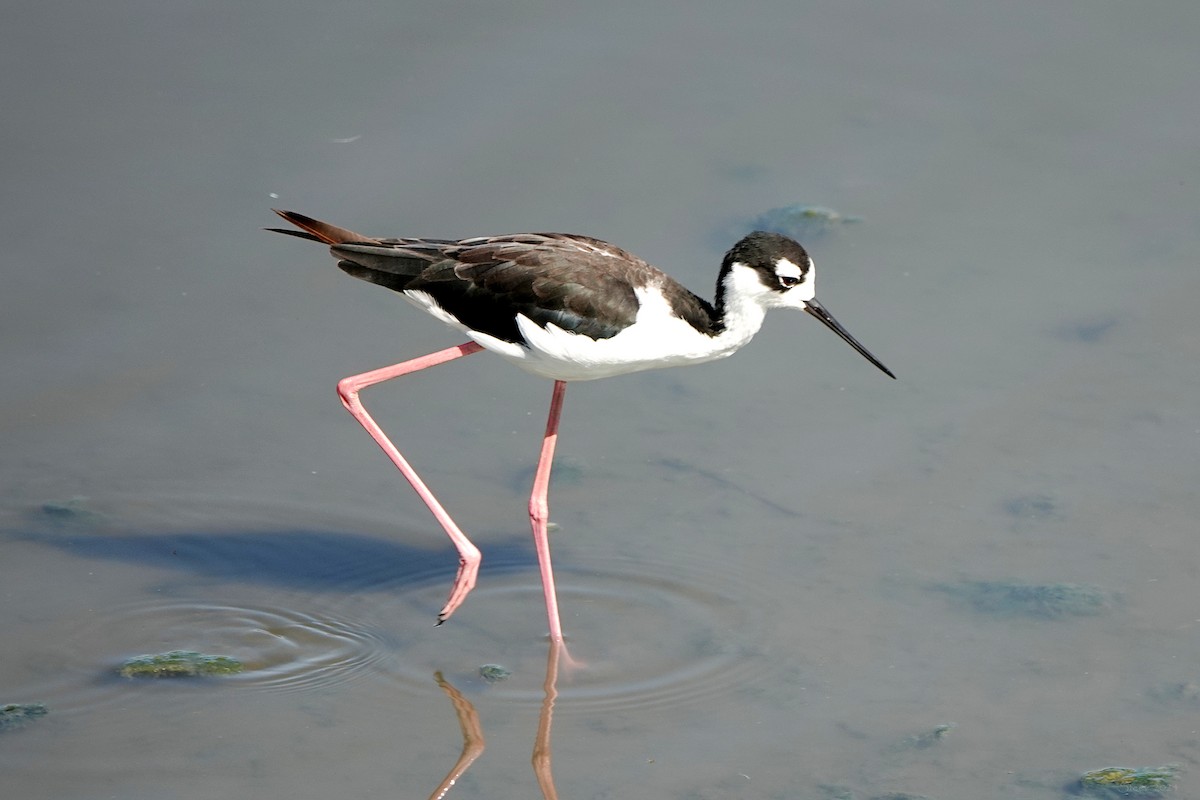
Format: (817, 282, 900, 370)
(0, 703, 48, 732)
(1080, 765, 1177, 796)
(479, 664, 511, 683)
(118, 650, 244, 679)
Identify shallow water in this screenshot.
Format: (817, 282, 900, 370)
(3, 2, 1200, 798)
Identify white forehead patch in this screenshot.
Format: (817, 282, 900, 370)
(775, 257, 807, 280)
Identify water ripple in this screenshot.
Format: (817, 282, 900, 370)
(13, 494, 781, 714)
(382, 547, 779, 712)
(30, 599, 399, 715)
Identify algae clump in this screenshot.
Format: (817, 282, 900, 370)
(119, 650, 243, 678)
(1080, 765, 1176, 796)
(479, 664, 512, 683)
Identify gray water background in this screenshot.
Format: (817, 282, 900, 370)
(2, 2, 1198, 798)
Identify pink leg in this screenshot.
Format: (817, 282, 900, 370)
(529, 381, 568, 643)
(336, 341, 485, 625)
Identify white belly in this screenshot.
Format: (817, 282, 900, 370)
(403, 285, 761, 382)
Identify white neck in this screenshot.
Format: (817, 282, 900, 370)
(711, 261, 804, 353)
(712, 286, 769, 355)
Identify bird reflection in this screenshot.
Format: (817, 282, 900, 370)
(428, 640, 567, 800)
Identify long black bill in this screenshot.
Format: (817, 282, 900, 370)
(804, 299, 896, 379)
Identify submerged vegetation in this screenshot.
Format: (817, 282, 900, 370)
(898, 723, 956, 750)
(0, 703, 48, 732)
(1149, 681, 1200, 706)
(118, 650, 244, 678)
(37, 496, 105, 526)
(937, 580, 1116, 619)
(1001, 493, 1061, 521)
(750, 204, 863, 241)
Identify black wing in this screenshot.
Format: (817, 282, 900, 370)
(332, 234, 650, 343)
(270, 211, 719, 343)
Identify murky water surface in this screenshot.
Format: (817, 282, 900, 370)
(3, 2, 1199, 798)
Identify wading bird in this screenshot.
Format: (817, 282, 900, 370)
(271, 210, 894, 643)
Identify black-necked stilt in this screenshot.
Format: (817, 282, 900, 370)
(271, 210, 894, 644)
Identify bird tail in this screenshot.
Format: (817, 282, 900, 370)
(267, 210, 380, 245)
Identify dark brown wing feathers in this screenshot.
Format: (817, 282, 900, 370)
(272, 211, 719, 343)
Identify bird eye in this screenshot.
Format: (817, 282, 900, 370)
(778, 275, 801, 289)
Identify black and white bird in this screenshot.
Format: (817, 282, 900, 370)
(271, 210, 894, 645)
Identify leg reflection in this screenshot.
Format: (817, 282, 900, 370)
(429, 672, 486, 800)
(532, 640, 565, 800)
(428, 639, 568, 800)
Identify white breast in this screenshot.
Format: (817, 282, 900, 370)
(406, 284, 763, 382)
